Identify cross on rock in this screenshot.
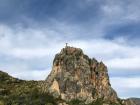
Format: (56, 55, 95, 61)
(66, 43, 68, 47)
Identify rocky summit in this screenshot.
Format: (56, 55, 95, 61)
(45, 46, 136, 105)
(0, 46, 137, 105)
(46, 46, 117, 104)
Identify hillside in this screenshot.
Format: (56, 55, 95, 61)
(0, 46, 137, 105)
(130, 98, 140, 105)
(0, 71, 59, 105)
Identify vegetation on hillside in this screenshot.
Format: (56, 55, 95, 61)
(0, 71, 124, 105)
(0, 71, 58, 105)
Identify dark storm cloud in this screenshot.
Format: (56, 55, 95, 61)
(1, 0, 140, 41)
(105, 22, 140, 39)
(0, 0, 104, 24)
(0, 0, 107, 40)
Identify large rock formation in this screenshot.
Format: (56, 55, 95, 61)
(0, 46, 137, 105)
(46, 46, 134, 105)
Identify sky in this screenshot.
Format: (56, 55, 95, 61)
(0, 0, 140, 98)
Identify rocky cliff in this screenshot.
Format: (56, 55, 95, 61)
(45, 46, 136, 105)
(0, 46, 137, 105)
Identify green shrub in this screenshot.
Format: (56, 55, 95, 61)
(68, 99, 83, 105)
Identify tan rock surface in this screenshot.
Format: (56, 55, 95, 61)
(46, 46, 125, 104)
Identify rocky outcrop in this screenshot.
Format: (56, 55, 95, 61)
(129, 98, 140, 105)
(122, 99, 137, 105)
(0, 47, 137, 105)
(46, 46, 126, 104)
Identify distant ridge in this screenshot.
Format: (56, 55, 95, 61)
(130, 98, 140, 105)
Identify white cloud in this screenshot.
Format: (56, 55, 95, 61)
(0, 61, 51, 80)
(10, 48, 53, 59)
(102, 0, 140, 22)
(111, 77, 140, 89)
(0, 24, 140, 74)
(106, 57, 140, 70)
(12, 69, 51, 80)
(110, 77, 140, 98)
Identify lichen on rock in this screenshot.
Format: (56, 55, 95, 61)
(46, 46, 127, 105)
(0, 46, 136, 105)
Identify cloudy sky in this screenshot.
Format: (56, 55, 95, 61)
(0, 0, 140, 98)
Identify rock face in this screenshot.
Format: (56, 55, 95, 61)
(129, 98, 140, 105)
(46, 46, 120, 104)
(122, 99, 137, 105)
(0, 47, 137, 105)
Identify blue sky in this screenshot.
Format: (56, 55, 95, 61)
(0, 0, 140, 98)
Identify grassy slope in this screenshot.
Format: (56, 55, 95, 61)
(0, 71, 58, 105)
